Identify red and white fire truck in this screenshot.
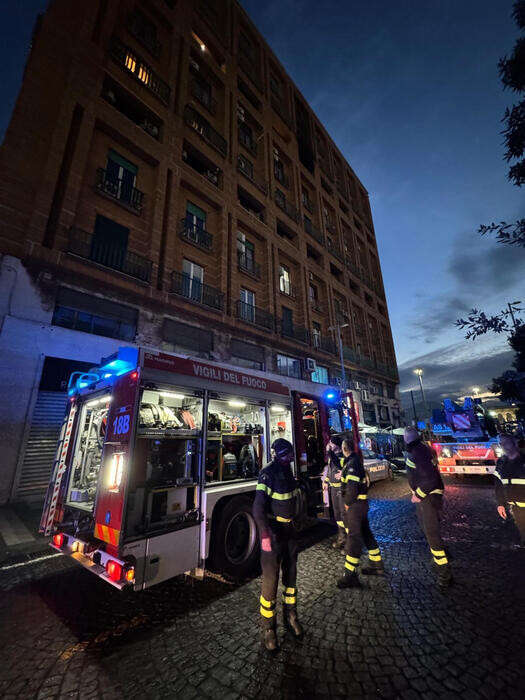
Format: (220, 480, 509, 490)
(430, 397, 500, 476)
(40, 347, 358, 590)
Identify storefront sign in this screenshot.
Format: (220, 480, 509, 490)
(143, 352, 289, 396)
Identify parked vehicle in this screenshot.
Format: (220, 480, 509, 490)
(361, 448, 394, 487)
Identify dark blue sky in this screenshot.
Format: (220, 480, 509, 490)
(2, 0, 524, 410)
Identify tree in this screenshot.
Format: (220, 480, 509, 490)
(478, 1, 525, 247)
(455, 302, 522, 340)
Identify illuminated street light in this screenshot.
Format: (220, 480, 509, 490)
(472, 386, 480, 396)
(413, 368, 428, 416)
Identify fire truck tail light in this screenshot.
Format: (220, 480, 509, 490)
(106, 560, 122, 581)
(108, 453, 125, 491)
(53, 533, 65, 548)
(125, 567, 135, 582)
(130, 371, 138, 380)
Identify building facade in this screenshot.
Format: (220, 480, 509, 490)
(0, 0, 399, 504)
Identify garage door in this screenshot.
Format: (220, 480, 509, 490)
(15, 392, 68, 502)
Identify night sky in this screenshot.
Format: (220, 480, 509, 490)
(1, 1, 524, 415)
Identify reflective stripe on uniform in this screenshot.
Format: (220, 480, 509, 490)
(368, 548, 380, 555)
(369, 554, 382, 562)
(284, 587, 295, 594)
(260, 595, 274, 609)
(406, 458, 416, 468)
(330, 482, 341, 487)
(357, 494, 368, 500)
(336, 520, 344, 528)
(509, 501, 525, 507)
(260, 595, 276, 618)
(260, 606, 275, 618)
(433, 556, 448, 566)
(431, 548, 446, 557)
(283, 594, 296, 604)
(344, 561, 356, 572)
(430, 488, 444, 495)
(343, 474, 361, 483)
(256, 483, 272, 495)
(416, 487, 426, 498)
(511, 478, 525, 485)
(271, 488, 299, 501)
(346, 554, 359, 564)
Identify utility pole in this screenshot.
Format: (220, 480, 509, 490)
(414, 368, 428, 416)
(410, 390, 418, 425)
(507, 301, 521, 331)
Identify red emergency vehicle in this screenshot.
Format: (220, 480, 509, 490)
(40, 347, 358, 590)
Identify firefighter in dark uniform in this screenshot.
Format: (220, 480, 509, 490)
(337, 438, 384, 588)
(324, 436, 345, 549)
(494, 433, 525, 547)
(404, 427, 452, 590)
(253, 438, 303, 652)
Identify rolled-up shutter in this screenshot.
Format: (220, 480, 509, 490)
(15, 392, 68, 502)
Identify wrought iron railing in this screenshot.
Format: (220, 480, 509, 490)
(110, 36, 170, 104)
(280, 321, 309, 344)
(236, 301, 274, 330)
(326, 236, 344, 262)
(271, 96, 292, 127)
(179, 220, 213, 250)
(274, 167, 290, 189)
(68, 227, 152, 283)
(304, 217, 324, 245)
(171, 271, 224, 311)
(238, 252, 261, 277)
(274, 190, 299, 223)
(237, 156, 268, 194)
(184, 104, 227, 157)
(95, 168, 144, 213)
(191, 79, 217, 115)
(238, 130, 257, 156)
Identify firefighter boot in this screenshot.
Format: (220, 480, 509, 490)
(262, 626, 278, 652)
(337, 571, 362, 589)
(360, 560, 385, 576)
(332, 528, 345, 549)
(437, 566, 453, 592)
(284, 608, 304, 638)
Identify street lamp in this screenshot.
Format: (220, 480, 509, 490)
(413, 368, 428, 415)
(472, 387, 480, 397)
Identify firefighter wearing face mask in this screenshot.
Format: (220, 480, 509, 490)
(253, 438, 303, 652)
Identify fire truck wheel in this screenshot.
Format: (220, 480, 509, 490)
(387, 465, 394, 481)
(211, 496, 260, 579)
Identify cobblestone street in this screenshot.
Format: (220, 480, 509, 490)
(0, 474, 524, 699)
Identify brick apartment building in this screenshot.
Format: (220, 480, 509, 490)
(0, 0, 399, 504)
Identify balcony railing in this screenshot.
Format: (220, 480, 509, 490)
(68, 227, 152, 283)
(95, 168, 145, 213)
(191, 79, 217, 116)
(280, 321, 309, 344)
(110, 36, 170, 104)
(274, 167, 290, 189)
(237, 157, 268, 195)
(184, 104, 227, 157)
(316, 336, 337, 355)
(274, 190, 299, 223)
(238, 53, 262, 90)
(271, 96, 292, 127)
(127, 12, 162, 57)
(238, 252, 261, 278)
(336, 177, 347, 199)
(326, 236, 344, 262)
(302, 197, 315, 215)
(236, 301, 274, 330)
(238, 130, 257, 156)
(309, 299, 324, 314)
(171, 272, 224, 311)
(304, 217, 324, 245)
(179, 220, 213, 250)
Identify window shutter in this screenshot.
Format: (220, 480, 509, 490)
(162, 319, 213, 353)
(55, 287, 137, 325)
(230, 339, 264, 363)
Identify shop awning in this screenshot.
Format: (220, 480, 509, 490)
(358, 423, 378, 434)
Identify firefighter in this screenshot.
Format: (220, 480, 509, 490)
(253, 438, 303, 652)
(337, 438, 384, 588)
(404, 427, 452, 590)
(494, 433, 525, 547)
(324, 436, 345, 549)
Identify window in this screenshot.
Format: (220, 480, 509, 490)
(363, 403, 376, 425)
(240, 287, 255, 322)
(186, 201, 206, 231)
(281, 306, 293, 335)
(105, 149, 137, 204)
(279, 265, 291, 295)
(312, 321, 321, 348)
(311, 365, 329, 384)
(309, 284, 318, 303)
(276, 354, 301, 379)
(52, 287, 137, 341)
(238, 153, 254, 179)
(386, 384, 396, 399)
(162, 319, 213, 358)
(269, 404, 293, 444)
(274, 152, 286, 185)
(270, 74, 282, 98)
(379, 406, 389, 421)
(182, 259, 204, 301)
(239, 31, 256, 63)
(90, 215, 129, 270)
(231, 339, 265, 371)
(128, 9, 160, 57)
(239, 121, 254, 151)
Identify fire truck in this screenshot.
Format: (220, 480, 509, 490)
(40, 347, 358, 590)
(430, 397, 500, 476)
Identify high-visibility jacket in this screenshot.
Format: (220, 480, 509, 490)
(405, 439, 444, 500)
(341, 452, 368, 506)
(494, 455, 525, 508)
(253, 461, 299, 538)
(324, 451, 344, 488)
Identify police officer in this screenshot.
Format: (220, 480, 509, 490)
(337, 438, 384, 588)
(253, 438, 303, 651)
(404, 427, 452, 590)
(494, 433, 525, 547)
(324, 436, 345, 549)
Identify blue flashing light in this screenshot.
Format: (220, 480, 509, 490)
(78, 382, 88, 388)
(104, 373, 112, 379)
(99, 358, 134, 375)
(322, 387, 341, 405)
(68, 388, 75, 396)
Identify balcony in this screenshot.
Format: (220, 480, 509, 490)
(179, 220, 213, 250)
(68, 227, 152, 283)
(127, 11, 162, 57)
(280, 321, 309, 345)
(238, 252, 261, 278)
(271, 96, 292, 127)
(190, 79, 217, 116)
(171, 271, 224, 312)
(95, 168, 145, 213)
(182, 141, 221, 187)
(238, 130, 257, 156)
(274, 190, 299, 223)
(302, 197, 315, 215)
(237, 156, 268, 195)
(309, 298, 324, 314)
(304, 217, 324, 245)
(326, 236, 344, 262)
(236, 301, 274, 331)
(274, 167, 290, 189)
(184, 104, 227, 157)
(238, 53, 262, 90)
(336, 177, 347, 199)
(312, 334, 337, 355)
(110, 37, 170, 105)
(102, 77, 162, 140)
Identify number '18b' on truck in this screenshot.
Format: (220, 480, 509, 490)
(430, 397, 501, 475)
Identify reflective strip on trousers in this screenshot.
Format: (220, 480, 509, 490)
(369, 554, 382, 562)
(431, 548, 446, 557)
(357, 494, 368, 500)
(346, 554, 359, 564)
(283, 594, 296, 605)
(433, 556, 448, 565)
(336, 520, 344, 528)
(345, 561, 356, 572)
(406, 458, 416, 468)
(260, 595, 276, 618)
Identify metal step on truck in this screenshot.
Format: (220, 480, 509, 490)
(40, 347, 357, 590)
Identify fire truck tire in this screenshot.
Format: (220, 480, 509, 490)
(211, 496, 260, 579)
(387, 465, 394, 481)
